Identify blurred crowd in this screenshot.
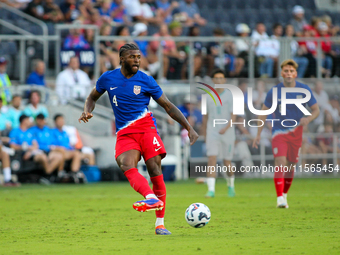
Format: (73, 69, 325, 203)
(0, 84, 96, 186)
(2, 0, 340, 80)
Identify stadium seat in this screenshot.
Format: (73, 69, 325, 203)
(222, 0, 237, 9)
(220, 22, 235, 35)
(258, 0, 274, 9)
(207, 0, 218, 9)
(214, 9, 229, 24)
(258, 9, 274, 23)
(243, 9, 258, 24)
(195, 0, 206, 8)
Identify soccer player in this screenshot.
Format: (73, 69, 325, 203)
(78, 43, 199, 235)
(252, 59, 319, 208)
(201, 69, 236, 198)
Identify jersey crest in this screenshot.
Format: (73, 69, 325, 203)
(133, 85, 141, 95)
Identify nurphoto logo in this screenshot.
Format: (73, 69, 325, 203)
(195, 82, 312, 128)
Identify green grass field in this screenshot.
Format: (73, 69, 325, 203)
(0, 178, 339, 255)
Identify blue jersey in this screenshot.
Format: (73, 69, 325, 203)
(264, 82, 317, 137)
(30, 126, 54, 152)
(51, 128, 73, 150)
(9, 127, 35, 146)
(96, 69, 163, 134)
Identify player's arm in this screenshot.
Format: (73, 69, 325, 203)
(201, 113, 208, 137)
(78, 87, 104, 123)
(299, 103, 320, 126)
(156, 93, 199, 145)
(252, 104, 269, 149)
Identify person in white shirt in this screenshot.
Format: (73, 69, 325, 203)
(313, 81, 330, 127)
(201, 69, 236, 198)
(55, 56, 92, 105)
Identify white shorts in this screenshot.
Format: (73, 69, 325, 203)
(206, 133, 235, 160)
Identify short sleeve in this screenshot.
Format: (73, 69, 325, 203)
(306, 86, 317, 107)
(96, 73, 107, 94)
(264, 88, 273, 109)
(148, 76, 163, 100)
(9, 129, 18, 145)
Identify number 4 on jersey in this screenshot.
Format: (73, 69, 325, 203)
(112, 95, 118, 106)
(153, 136, 160, 147)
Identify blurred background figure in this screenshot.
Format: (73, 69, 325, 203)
(26, 60, 46, 87)
(56, 56, 92, 104)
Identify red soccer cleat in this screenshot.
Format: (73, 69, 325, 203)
(133, 198, 164, 212)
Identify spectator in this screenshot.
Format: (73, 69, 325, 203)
(111, 0, 128, 24)
(298, 25, 317, 77)
(177, 0, 206, 26)
(55, 56, 92, 104)
(99, 24, 119, 74)
(312, 81, 329, 129)
(98, 0, 115, 23)
(235, 23, 251, 56)
(132, 23, 161, 76)
(156, 0, 178, 23)
(139, 0, 163, 25)
(251, 22, 268, 43)
(26, 59, 46, 87)
(301, 125, 323, 168)
(24, 0, 45, 19)
(252, 80, 267, 110)
(0, 142, 20, 186)
(59, 0, 80, 23)
(290, 5, 308, 36)
(149, 23, 183, 80)
(123, 0, 143, 22)
(6, 95, 23, 130)
(318, 22, 333, 78)
(63, 125, 96, 166)
(209, 28, 245, 78)
(79, 0, 95, 23)
(9, 115, 58, 175)
(321, 15, 340, 36)
(42, 0, 64, 23)
(252, 23, 276, 77)
(0, 98, 11, 132)
(183, 25, 203, 78)
(23, 90, 49, 120)
(113, 25, 132, 51)
(325, 95, 340, 125)
(0, 57, 12, 106)
(52, 114, 85, 181)
(285, 24, 309, 78)
(29, 114, 64, 175)
(178, 94, 202, 132)
(317, 123, 340, 166)
(63, 27, 91, 50)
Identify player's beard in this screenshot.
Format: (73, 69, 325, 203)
(125, 62, 139, 75)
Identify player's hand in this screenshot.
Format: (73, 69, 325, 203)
(219, 127, 228, 135)
(299, 117, 310, 126)
(252, 135, 261, 149)
(188, 127, 199, 145)
(78, 112, 93, 123)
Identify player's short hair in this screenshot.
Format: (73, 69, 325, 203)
(36, 113, 45, 120)
(54, 114, 63, 122)
(119, 43, 140, 58)
(211, 68, 225, 78)
(19, 114, 28, 123)
(280, 59, 298, 70)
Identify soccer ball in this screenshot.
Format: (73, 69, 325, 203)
(185, 203, 211, 228)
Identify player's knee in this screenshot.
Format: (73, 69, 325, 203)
(275, 157, 286, 166)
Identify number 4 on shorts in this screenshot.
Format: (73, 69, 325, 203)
(153, 136, 160, 147)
